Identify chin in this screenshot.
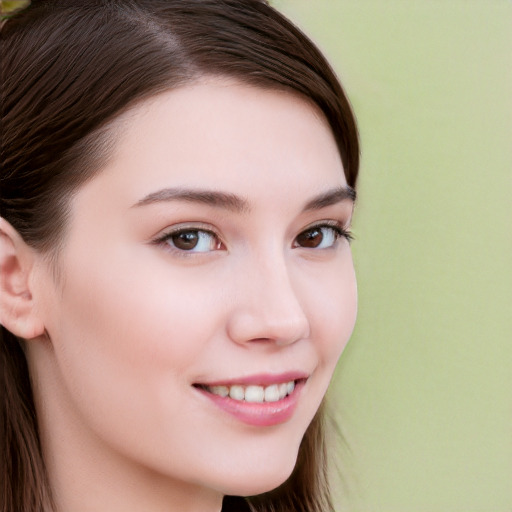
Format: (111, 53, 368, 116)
(214, 449, 299, 497)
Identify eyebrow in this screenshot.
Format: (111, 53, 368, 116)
(302, 185, 356, 211)
(133, 188, 249, 213)
(132, 185, 356, 213)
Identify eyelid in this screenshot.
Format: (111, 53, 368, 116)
(294, 219, 354, 248)
(302, 218, 352, 236)
(305, 217, 348, 228)
(150, 222, 225, 253)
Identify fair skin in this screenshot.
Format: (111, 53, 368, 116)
(0, 81, 357, 512)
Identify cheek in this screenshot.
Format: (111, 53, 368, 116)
(306, 251, 357, 369)
(45, 247, 226, 436)
(54, 248, 223, 372)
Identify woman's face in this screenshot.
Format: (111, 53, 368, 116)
(32, 81, 357, 500)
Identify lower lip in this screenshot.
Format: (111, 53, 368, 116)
(195, 380, 305, 427)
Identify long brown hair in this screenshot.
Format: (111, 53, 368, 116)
(0, 1, 359, 510)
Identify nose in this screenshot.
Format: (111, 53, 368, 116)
(225, 255, 310, 347)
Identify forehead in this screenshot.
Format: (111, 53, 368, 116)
(80, 80, 347, 210)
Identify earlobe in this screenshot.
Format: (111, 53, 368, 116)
(0, 218, 46, 340)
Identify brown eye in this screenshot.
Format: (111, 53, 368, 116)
(161, 229, 222, 253)
(171, 231, 200, 250)
(296, 228, 324, 248)
(294, 226, 342, 249)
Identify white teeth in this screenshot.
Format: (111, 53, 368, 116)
(210, 385, 229, 397)
(264, 384, 280, 402)
(245, 385, 264, 402)
(229, 385, 245, 401)
(278, 383, 288, 399)
(207, 380, 297, 402)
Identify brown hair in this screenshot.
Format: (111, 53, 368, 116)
(0, 1, 359, 510)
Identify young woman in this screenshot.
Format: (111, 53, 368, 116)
(0, 1, 359, 511)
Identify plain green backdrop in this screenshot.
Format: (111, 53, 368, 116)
(275, 1, 511, 511)
(1, 0, 509, 510)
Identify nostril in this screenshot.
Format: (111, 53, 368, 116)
(225, 271, 310, 346)
(227, 317, 309, 347)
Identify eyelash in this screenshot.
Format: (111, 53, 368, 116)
(152, 222, 353, 255)
(294, 222, 353, 249)
(152, 225, 223, 255)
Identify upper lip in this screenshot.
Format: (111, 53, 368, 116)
(194, 371, 309, 387)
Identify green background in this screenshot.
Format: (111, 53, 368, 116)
(275, 1, 511, 511)
(2, 0, 509, 509)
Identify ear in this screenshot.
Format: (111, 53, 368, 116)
(0, 217, 46, 340)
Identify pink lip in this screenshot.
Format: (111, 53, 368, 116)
(194, 373, 308, 427)
(199, 371, 308, 387)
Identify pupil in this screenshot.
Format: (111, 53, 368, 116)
(298, 228, 322, 248)
(173, 231, 199, 250)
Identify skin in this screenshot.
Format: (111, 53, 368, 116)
(2, 81, 357, 512)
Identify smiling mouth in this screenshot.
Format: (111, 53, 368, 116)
(193, 376, 307, 426)
(194, 379, 301, 404)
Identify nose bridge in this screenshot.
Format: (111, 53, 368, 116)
(226, 246, 310, 346)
